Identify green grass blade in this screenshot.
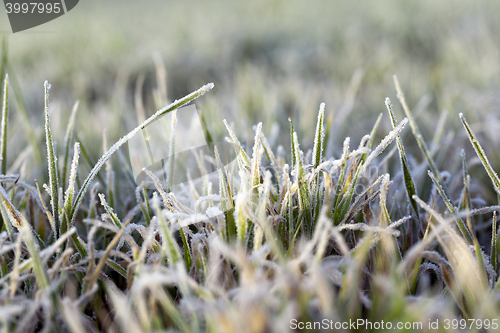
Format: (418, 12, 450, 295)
(460, 113, 500, 196)
(223, 119, 250, 166)
(393, 75, 441, 183)
(312, 103, 325, 169)
(60, 142, 80, 239)
(103, 129, 116, 211)
(251, 122, 263, 204)
(61, 101, 79, 189)
(69, 83, 214, 229)
(0, 184, 49, 289)
(167, 110, 177, 193)
(492, 211, 497, 274)
(332, 137, 350, 210)
(360, 113, 382, 164)
(427, 170, 473, 245)
(289, 117, 296, 170)
(0, 38, 7, 93)
(385, 98, 420, 221)
(293, 131, 312, 236)
(153, 195, 182, 267)
(98, 193, 122, 229)
(8, 71, 42, 165)
(0, 74, 8, 175)
(44, 81, 60, 239)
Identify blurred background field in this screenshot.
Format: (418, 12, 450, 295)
(2, 0, 500, 164)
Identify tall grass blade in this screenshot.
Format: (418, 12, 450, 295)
(312, 103, 325, 169)
(61, 101, 79, 189)
(360, 113, 382, 164)
(8, 71, 42, 165)
(60, 142, 80, 238)
(492, 211, 497, 274)
(0, 38, 7, 92)
(251, 122, 263, 204)
(223, 119, 250, 166)
(385, 98, 420, 221)
(167, 110, 177, 193)
(0, 184, 49, 290)
(69, 83, 214, 228)
(293, 132, 312, 236)
(0, 74, 8, 175)
(428, 170, 472, 244)
(44, 81, 60, 239)
(460, 113, 500, 196)
(393, 75, 441, 182)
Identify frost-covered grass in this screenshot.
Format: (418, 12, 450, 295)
(1, 68, 500, 331)
(2, 1, 500, 332)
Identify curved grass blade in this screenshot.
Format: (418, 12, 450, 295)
(69, 83, 214, 230)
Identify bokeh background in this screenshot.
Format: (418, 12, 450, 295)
(1, 0, 500, 200)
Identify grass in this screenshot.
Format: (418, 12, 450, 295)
(1, 73, 500, 331)
(2, 1, 500, 332)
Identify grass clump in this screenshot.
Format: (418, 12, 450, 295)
(1, 70, 500, 333)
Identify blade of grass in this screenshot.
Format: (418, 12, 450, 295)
(0, 74, 8, 175)
(44, 81, 60, 239)
(69, 83, 214, 231)
(459, 113, 500, 196)
(0, 38, 6, 88)
(60, 143, 80, 239)
(103, 129, 116, 211)
(492, 211, 497, 274)
(167, 110, 177, 193)
(312, 103, 325, 220)
(360, 113, 382, 164)
(385, 98, 420, 221)
(153, 195, 182, 267)
(250, 122, 263, 205)
(312, 103, 325, 169)
(293, 131, 312, 237)
(393, 75, 441, 183)
(289, 117, 296, 170)
(0, 184, 49, 290)
(8, 70, 42, 165)
(428, 170, 472, 244)
(61, 101, 79, 189)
